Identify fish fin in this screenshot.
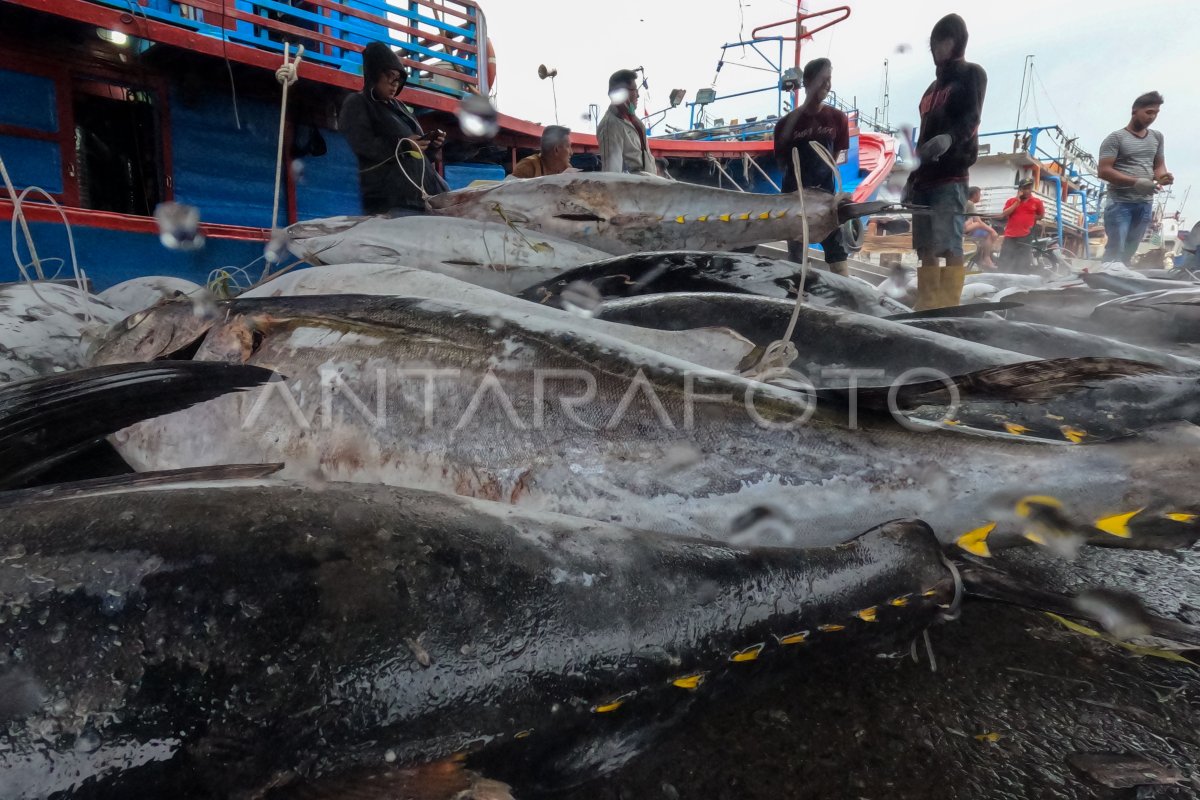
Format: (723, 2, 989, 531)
(0, 362, 278, 489)
(956, 560, 1200, 649)
(0, 464, 284, 508)
(289, 759, 513, 800)
(1085, 503, 1200, 552)
(836, 200, 894, 223)
(735, 344, 767, 374)
(884, 301, 1024, 320)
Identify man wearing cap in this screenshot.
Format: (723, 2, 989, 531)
(999, 179, 1045, 272)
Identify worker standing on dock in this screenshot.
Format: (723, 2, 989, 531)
(773, 58, 851, 277)
(908, 13, 987, 309)
(1097, 91, 1173, 266)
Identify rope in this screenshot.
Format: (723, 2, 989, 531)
(742, 146, 808, 379)
(742, 152, 781, 193)
(394, 136, 432, 202)
(267, 42, 303, 277)
(1, 151, 44, 280)
(706, 156, 746, 192)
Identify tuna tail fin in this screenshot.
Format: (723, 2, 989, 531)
(884, 301, 1023, 320)
(0, 362, 278, 489)
(956, 559, 1200, 651)
(836, 200, 895, 224)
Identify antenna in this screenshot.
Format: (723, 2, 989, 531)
(1015, 54, 1034, 131)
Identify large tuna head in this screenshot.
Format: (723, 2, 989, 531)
(90, 294, 224, 366)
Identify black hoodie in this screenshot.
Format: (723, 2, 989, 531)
(339, 42, 449, 214)
(912, 14, 987, 187)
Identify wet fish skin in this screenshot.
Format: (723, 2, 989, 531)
(0, 283, 124, 383)
(1091, 288, 1200, 343)
(518, 250, 911, 317)
(108, 295, 1200, 549)
(901, 316, 1200, 374)
(594, 292, 1027, 383)
(428, 173, 843, 256)
(0, 479, 952, 798)
(284, 216, 611, 294)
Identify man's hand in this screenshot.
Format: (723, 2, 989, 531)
(1133, 177, 1158, 193)
(1157, 172, 1175, 186)
(419, 129, 446, 153)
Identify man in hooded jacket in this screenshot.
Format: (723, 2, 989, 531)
(908, 14, 987, 310)
(341, 42, 450, 216)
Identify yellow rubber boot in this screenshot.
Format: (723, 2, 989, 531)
(914, 264, 941, 311)
(940, 262, 966, 308)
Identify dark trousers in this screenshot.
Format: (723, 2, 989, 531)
(1000, 233, 1035, 272)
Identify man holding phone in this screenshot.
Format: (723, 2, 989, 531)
(341, 41, 450, 215)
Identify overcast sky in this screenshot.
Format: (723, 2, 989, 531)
(481, 0, 1198, 219)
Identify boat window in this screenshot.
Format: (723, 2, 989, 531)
(73, 80, 162, 215)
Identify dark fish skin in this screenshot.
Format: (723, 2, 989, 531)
(0, 479, 953, 798)
(516, 251, 911, 317)
(1091, 288, 1200, 343)
(1080, 272, 1196, 297)
(901, 317, 1200, 375)
(594, 292, 1027, 383)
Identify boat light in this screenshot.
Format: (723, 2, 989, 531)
(98, 28, 130, 46)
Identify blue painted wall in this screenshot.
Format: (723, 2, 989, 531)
(0, 135, 63, 195)
(169, 84, 280, 228)
(0, 68, 58, 132)
(295, 128, 360, 219)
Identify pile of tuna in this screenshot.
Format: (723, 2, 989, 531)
(2, 174, 1199, 799)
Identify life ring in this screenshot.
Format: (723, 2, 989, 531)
(485, 38, 497, 88)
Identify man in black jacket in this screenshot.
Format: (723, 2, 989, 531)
(341, 42, 449, 215)
(908, 14, 987, 309)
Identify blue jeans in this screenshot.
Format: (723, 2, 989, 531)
(1102, 201, 1153, 265)
(911, 182, 967, 260)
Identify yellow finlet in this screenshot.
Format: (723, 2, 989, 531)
(888, 595, 910, 607)
(675, 215, 687, 224)
(1060, 425, 1087, 444)
(818, 623, 846, 633)
(1166, 512, 1197, 523)
(729, 643, 765, 662)
(1015, 495, 1063, 517)
(758, 211, 771, 220)
(671, 673, 706, 690)
(697, 215, 709, 222)
(775, 631, 810, 646)
(514, 729, 533, 739)
(737, 212, 751, 220)
(718, 213, 732, 222)
(774, 210, 787, 218)
(956, 522, 996, 558)
(1004, 422, 1030, 435)
(974, 732, 1002, 743)
(1024, 531, 1047, 545)
(1094, 508, 1143, 538)
(921, 589, 938, 598)
(943, 418, 961, 426)
(855, 607, 878, 623)
(1045, 612, 1197, 665)
(592, 692, 635, 713)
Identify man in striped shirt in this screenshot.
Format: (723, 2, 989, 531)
(1097, 92, 1173, 265)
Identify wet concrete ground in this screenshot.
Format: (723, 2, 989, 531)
(559, 546, 1200, 800)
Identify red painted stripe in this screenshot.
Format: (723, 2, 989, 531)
(0, 199, 270, 241)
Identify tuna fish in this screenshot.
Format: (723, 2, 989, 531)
(0, 476, 958, 798)
(284, 215, 611, 293)
(0, 283, 123, 383)
(96, 266, 756, 374)
(427, 173, 884, 256)
(97, 277, 205, 316)
(102, 294, 1200, 552)
(0, 361, 276, 489)
(1091, 288, 1200, 343)
(516, 251, 911, 317)
(900, 316, 1200, 374)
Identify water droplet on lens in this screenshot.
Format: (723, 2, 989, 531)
(457, 93, 499, 140)
(384, 749, 397, 763)
(154, 202, 205, 251)
(560, 281, 602, 318)
(74, 729, 102, 753)
(264, 227, 290, 265)
(609, 87, 630, 106)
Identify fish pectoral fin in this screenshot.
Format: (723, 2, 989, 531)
(290, 759, 514, 800)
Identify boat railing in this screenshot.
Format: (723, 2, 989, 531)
(89, 0, 487, 96)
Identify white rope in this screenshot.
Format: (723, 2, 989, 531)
(706, 156, 747, 193)
(267, 42, 303, 276)
(394, 137, 432, 202)
(743, 147, 808, 379)
(1, 151, 45, 280)
(742, 152, 781, 193)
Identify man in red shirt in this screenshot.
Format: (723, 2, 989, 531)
(999, 179, 1045, 272)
